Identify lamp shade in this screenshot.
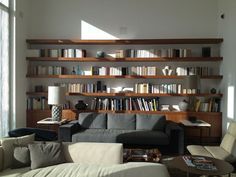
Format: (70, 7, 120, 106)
(48, 86, 66, 105)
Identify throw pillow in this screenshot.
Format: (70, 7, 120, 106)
(1, 134, 35, 169)
(28, 142, 65, 169)
(12, 145, 30, 169)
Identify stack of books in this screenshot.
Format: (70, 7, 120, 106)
(183, 156, 217, 171)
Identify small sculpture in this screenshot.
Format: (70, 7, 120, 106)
(162, 66, 173, 76)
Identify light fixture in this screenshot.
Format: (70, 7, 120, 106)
(48, 86, 66, 121)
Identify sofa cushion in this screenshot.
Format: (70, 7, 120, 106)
(0, 167, 30, 177)
(117, 130, 169, 145)
(1, 134, 35, 170)
(79, 113, 107, 129)
(12, 145, 30, 169)
(107, 113, 136, 130)
(136, 114, 166, 131)
(21, 162, 170, 177)
(72, 129, 169, 146)
(62, 142, 123, 165)
(28, 142, 65, 169)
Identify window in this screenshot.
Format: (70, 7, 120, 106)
(0, 0, 15, 137)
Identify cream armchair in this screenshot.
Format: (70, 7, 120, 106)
(187, 121, 236, 163)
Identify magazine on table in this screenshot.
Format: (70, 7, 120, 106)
(182, 156, 217, 171)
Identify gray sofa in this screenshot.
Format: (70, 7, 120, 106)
(59, 113, 184, 154)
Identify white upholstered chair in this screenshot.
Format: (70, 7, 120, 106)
(187, 121, 236, 163)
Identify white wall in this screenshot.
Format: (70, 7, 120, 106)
(15, 0, 221, 127)
(218, 0, 236, 133)
(28, 0, 218, 39)
(15, 0, 31, 127)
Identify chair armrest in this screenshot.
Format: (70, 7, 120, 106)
(59, 121, 80, 142)
(0, 146, 3, 172)
(165, 121, 184, 154)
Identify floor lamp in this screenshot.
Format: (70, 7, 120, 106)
(48, 86, 66, 121)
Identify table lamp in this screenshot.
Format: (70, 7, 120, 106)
(48, 86, 66, 121)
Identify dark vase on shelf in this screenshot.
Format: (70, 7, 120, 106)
(75, 100, 88, 110)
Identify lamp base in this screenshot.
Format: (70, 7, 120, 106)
(51, 105, 62, 121)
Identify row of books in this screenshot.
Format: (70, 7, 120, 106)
(58, 83, 100, 93)
(176, 66, 212, 76)
(126, 48, 192, 58)
(135, 83, 182, 94)
(27, 97, 71, 110)
(29, 66, 66, 75)
(90, 98, 159, 111)
(36, 49, 86, 58)
(91, 66, 157, 76)
(194, 98, 221, 112)
(55, 82, 183, 94)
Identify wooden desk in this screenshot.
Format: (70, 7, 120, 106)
(37, 118, 68, 133)
(181, 119, 211, 145)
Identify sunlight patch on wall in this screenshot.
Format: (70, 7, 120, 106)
(227, 86, 235, 119)
(81, 20, 118, 40)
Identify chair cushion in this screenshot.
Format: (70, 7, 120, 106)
(136, 114, 166, 131)
(1, 134, 35, 170)
(227, 122, 236, 137)
(28, 142, 65, 169)
(220, 133, 236, 157)
(187, 145, 213, 158)
(107, 113, 136, 130)
(205, 146, 236, 163)
(12, 145, 30, 169)
(78, 113, 107, 129)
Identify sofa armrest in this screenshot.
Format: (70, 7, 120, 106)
(0, 146, 3, 172)
(165, 121, 184, 154)
(59, 121, 80, 142)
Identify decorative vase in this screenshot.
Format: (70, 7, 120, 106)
(96, 51, 105, 58)
(75, 100, 88, 110)
(178, 100, 188, 111)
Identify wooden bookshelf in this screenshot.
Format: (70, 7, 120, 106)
(26, 57, 223, 62)
(26, 38, 223, 45)
(26, 92, 223, 98)
(26, 38, 223, 144)
(26, 74, 223, 79)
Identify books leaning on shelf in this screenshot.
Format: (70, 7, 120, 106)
(182, 156, 217, 171)
(90, 97, 159, 111)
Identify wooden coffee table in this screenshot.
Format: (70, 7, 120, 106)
(168, 156, 234, 177)
(123, 148, 161, 163)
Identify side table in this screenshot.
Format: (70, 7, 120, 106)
(168, 156, 234, 177)
(181, 119, 211, 145)
(37, 118, 68, 133)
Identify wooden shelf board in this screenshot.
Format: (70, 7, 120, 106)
(26, 38, 223, 45)
(26, 57, 223, 62)
(26, 109, 222, 116)
(26, 74, 223, 79)
(26, 92, 223, 97)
